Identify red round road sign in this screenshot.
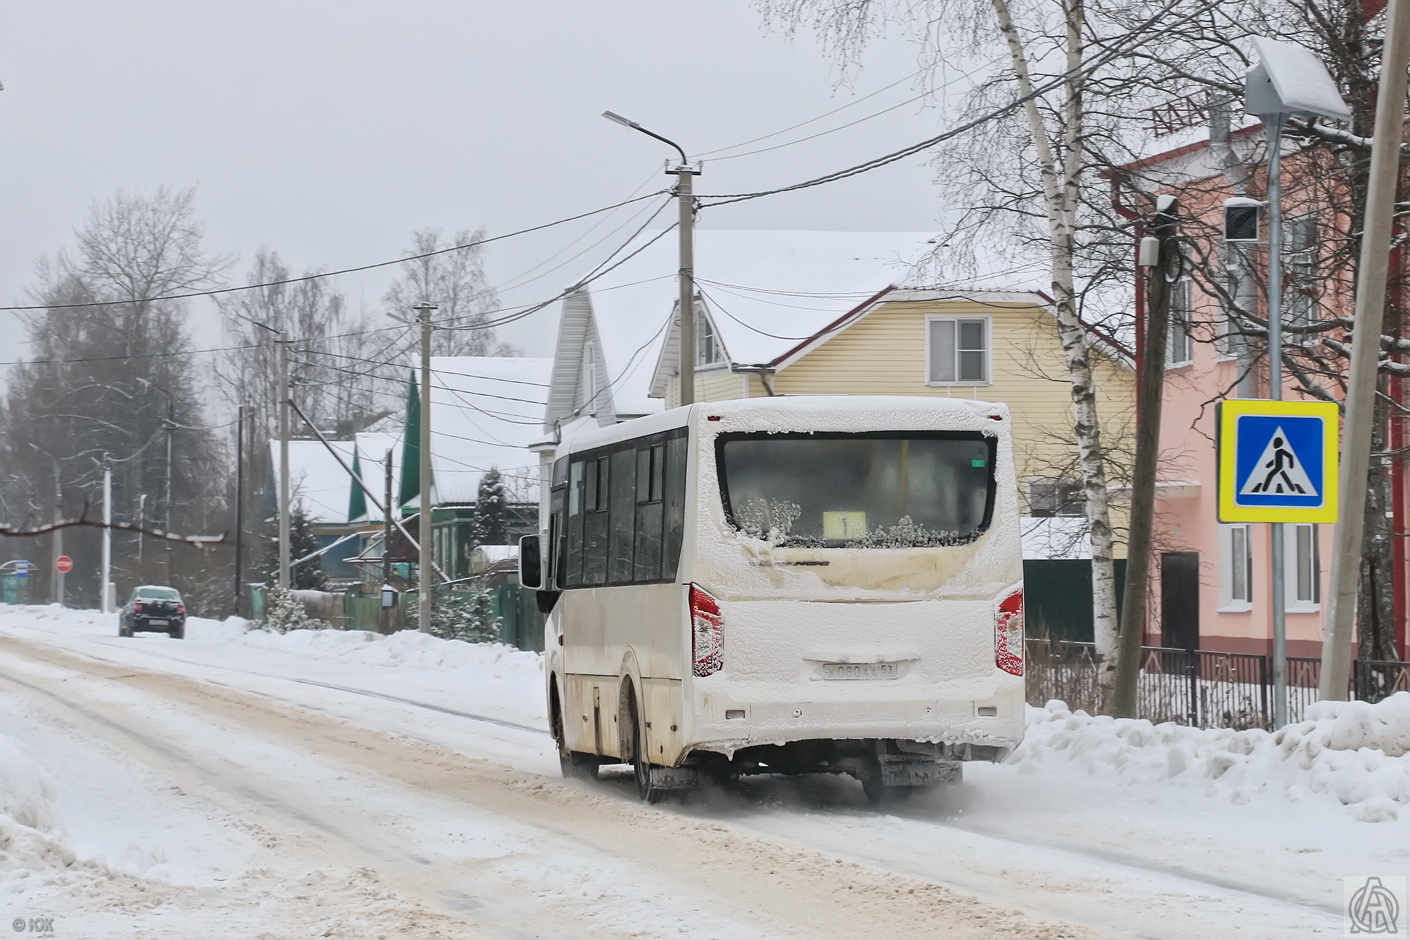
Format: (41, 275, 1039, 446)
(55, 556, 73, 573)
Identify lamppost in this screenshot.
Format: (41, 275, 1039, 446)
(1244, 38, 1350, 724)
(602, 111, 700, 406)
(138, 379, 178, 583)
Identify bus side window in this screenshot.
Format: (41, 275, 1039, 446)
(566, 461, 585, 588)
(609, 447, 636, 583)
(634, 443, 664, 582)
(548, 485, 565, 590)
(661, 432, 688, 582)
(582, 456, 610, 585)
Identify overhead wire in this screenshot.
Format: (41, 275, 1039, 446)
(696, 0, 1219, 208)
(0, 190, 670, 313)
(700, 54, 1007, 164)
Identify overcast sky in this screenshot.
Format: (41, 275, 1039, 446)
(0, 2, 953, 366)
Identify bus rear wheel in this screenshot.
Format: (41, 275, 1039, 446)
(551, 686, 599, 781)
(623, 685, 667, 804)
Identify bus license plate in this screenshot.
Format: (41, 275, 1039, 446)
(822, 662, 899, 680)
(148, 619, 168, 626)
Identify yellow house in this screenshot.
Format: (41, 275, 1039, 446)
(537, 232, 1137, 638)
(657, 288, 1133, 530)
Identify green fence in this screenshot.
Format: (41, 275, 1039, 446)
(248, 579, 544, 650)
(492, 583, 544, 652)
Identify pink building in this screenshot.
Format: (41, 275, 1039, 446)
(1124, 123, 1407, 661)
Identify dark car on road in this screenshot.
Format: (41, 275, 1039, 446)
(119, 585, 187, 639)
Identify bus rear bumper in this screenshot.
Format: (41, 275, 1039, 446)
(681, 685, 1025, 763)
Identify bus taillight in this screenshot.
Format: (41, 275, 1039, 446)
(995, 588, 1024, 677)
(690, 585, 723, 678)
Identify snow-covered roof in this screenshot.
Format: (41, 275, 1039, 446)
(545, 231, 939, 423)
(269, 439, 360, 525)
(468, 544, 519, 575)
(589, 271, 677, 418)
(349, 432, 402, 522)
(421, 356, 553, 506)
(675, 231, 937, 369)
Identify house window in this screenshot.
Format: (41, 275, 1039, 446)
(1218, 523, 1253, 609)
(1285, 523, 1320, 610)
(1027, 479, 1084, 517)
(583, 341, 597, 410)
(1167, 278, 1194, 366)
(696, 311, 723, 367)
(927, 316, 989, 385)
(1285, 214, 1318, 337)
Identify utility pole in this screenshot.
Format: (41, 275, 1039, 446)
(233, 405, 245, 616)
(600, 111, 699, 405)
(415, 303, 437, 633)
(101, 458, 112, 614)
(1324, 0, 1410, 699)
(383, 447, 394, 634)
(163, 398, 174, 584)
(1114, 196, 1179, 717)
(278, 331, 291, 591)
(51, 465, 63, 607)
(674, 163, 699, 406)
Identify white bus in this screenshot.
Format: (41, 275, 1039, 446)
(519, 396, 1025, 802)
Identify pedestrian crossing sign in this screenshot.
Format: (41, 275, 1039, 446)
(1217, 399, 1339, 523)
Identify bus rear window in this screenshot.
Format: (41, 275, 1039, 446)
(718, 432, 995, 548)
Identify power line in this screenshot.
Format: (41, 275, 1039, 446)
(0, 190, 670, 313)
(702, 55, 1006, 164)
(696, 67, 930, 158)
(3, 220, 679, 372)
(697, 0, 1214, 209)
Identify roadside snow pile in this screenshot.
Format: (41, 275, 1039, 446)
(1013, 695, 1410, 822)
(0, 732, 75, 882)
(238, 624, 543, 678)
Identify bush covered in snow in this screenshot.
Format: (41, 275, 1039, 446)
(1014, 694, 1410, 822)
(411, 581, 501, 644)
(259, 585, 331, 634)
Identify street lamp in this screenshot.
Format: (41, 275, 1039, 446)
(602, 110, 700, 406)
(137, 378, 179, 583)
(1243, 37, 1350, 726)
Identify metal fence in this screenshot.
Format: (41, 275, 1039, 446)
(1355, 660, 1410, 703)
(1025, 639, 1407, 730)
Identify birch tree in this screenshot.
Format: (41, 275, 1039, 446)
(762, 0, 1126, 702)
(383, 228, 511, 357)
(214, 248, 391, 444)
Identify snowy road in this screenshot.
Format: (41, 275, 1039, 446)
(0, 609, 1386, 938)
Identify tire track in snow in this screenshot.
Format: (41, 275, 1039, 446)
(4, 624, 1340, 936)
(30, 632, 546, 734)
(0, 633, 1094, 940)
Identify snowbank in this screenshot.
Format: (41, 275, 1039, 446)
(0, 731, 75, 880)
(199, 617, 544, 680)
(1014, 695, 1410, 822)
(0, 733, 57, 832)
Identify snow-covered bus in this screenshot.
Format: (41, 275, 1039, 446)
(519, 396, 1025, 802)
